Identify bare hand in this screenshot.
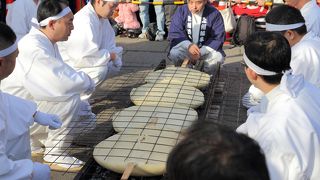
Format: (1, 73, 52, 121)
(188, 44, 201, 56)
(110, 52, 117, 61)
(190, 54, 200, 65)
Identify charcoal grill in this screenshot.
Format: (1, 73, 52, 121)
(44, 60, 249, 179)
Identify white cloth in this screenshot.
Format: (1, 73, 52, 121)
(237, 73, 320, 180)
(5, 0, 39, 42)
(0, 27, 95, 154)
(58, 3, 123, 89)
(168, 40, 224, 74)
(300, 0, 320, 37)
(291, 32, 320, 88)
(191, 10, 204, 45)
(0, 91, 36, 179)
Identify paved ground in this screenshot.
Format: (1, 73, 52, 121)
(32, 36, 250, 179)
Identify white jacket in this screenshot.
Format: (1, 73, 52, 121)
(237, 73, 320, 180)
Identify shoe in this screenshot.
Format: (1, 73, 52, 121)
(155, 34, 164, 41)
(138, 33, 146, 39)
(44, 154, 84, 173)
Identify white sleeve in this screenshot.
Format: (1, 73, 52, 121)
(0, 121, 33, 179)
(6, 1, 30, 42)
(291, 46, 319, 87)
(5, 93, 37, 126)
(63, 21, 112, 68)
(23, 49, 94, 101)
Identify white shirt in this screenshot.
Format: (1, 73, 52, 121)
(0, 91, 36, 179)
(300, 0, 320, 37)
(237, 73, 320, 180)
(1, 27, 95, 102)
(6, 0, 39, 42)
(291, 32, 320, 88)
(58, 3, 123, 86)
(191, 10, 204, 45)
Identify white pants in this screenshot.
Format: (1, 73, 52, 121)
(30, 95, 83, 154)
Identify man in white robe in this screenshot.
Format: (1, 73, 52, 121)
(285, 0, 320, 36)
(58, 0, 123, 92)
(1, 0, 95, 172)
(237, 31, 320, 180)
(266, 5, 320, 88)
(6, 0, 40, 42)
(0, 22, 63, 180)
(242, 5, 320, 108)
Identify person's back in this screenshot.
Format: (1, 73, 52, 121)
(237, 31, 320, 180)
(265, 5, 320, 88)
(6, 0, 39, 42)
(58, 0, 123, 88)
(285, 0, 320, 36)
(167, 121, 270, 180)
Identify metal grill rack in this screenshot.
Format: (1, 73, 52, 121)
(65, 63, 219, 179)
(39, 57, 252, 179)
(201, 61, 250, 129)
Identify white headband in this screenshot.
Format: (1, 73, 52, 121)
(0, 41, 17, 58)
(39, 7, 72, 27)
(243, 52, 278, 76)
(266, 22, 304, 31)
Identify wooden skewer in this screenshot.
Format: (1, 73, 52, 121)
(121, 162, 136, 180)
(181, 58, 190, 68)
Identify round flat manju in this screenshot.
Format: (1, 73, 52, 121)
(130, 83, 204, 109)
(145, 67, 211, 89)
(93, 128, 182, 176)
(112, 105, 198, 132)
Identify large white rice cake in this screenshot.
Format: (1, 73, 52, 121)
(93, 128, 182, 176)
(145, 67, 211, 89)
(130, 83, 204, 109)
(112, 105, 198, 132)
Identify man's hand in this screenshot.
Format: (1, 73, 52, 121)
(34, 111, 62, 130)
(188, 44, 200, 56)
(188, 44, 201, 64)
(110, 52, 117, 61)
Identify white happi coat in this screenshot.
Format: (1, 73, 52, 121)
(58, 3, 123, 87)
(0, 91, 36, 179)
(5, 0, 38, 42)
(0, 27, 95, 153)
(237, 73, 320, 180)
(300, 0, 320, 37)
(291, 32, 320, 88)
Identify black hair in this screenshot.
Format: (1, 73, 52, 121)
(244, 31, 291, 84)
(91, 0, 108, 6)
(265, 5, 307, 35)
(37, 0, 69, 26)
(166, 121, 270, 180)
(0, 22, 16, 50)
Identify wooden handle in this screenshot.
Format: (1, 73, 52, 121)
(121, 162, 136, 180)
(181, 58, 189, 67)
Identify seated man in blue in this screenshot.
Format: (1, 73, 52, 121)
(168, 0, 225, 74)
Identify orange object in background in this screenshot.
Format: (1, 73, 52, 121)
(6, 0, 14, 11)
(75, 0, 86, 12)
